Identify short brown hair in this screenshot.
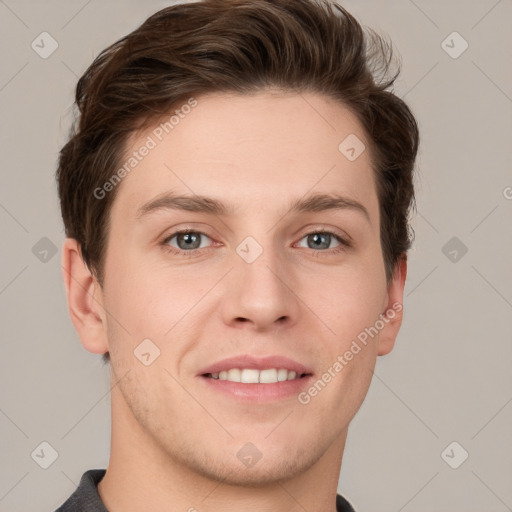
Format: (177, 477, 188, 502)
(57, 0, 419, 361)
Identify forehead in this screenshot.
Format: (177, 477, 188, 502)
(112, 91, 378, 222)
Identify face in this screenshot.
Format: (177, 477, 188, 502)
(86, 90, 405, 485)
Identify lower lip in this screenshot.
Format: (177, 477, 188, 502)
(199, 375, 314, 402)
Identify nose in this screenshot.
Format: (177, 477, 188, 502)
(220, 239, 300, 332)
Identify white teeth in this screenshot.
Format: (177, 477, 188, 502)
(277, 368, 288, 382)
(227, 368, 241, 382)
(240, 369, 259, 383)
(209, 368, 303, 383)
(259, 368, 277, 383)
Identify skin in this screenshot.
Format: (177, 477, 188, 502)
(62, 90, 406, 512)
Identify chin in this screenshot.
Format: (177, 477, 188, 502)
(171, 437, 324, 487)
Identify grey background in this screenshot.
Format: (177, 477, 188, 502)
(1, 0, 511, 511)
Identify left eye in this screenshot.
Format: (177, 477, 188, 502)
(296, 232, 344, 250)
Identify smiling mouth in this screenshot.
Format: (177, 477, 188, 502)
(203, 368, 310, 384)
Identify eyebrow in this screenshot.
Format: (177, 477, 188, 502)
(136, 191, 370, 223)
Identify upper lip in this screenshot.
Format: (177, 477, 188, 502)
(197, 355, 313, 376)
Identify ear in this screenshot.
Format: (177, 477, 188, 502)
(61, 238, 109, 355)
(377, 257, 407, 356)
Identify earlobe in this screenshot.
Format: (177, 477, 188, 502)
(377, 257, 407, 356)
(61, 238, 109, 355)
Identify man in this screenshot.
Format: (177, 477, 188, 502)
(55, 0, 418, 510)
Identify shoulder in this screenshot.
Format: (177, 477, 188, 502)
(336, 493, 357, 512)
(54, 469, 107, 512)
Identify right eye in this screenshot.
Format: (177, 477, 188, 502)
(161, 229, 214, 255)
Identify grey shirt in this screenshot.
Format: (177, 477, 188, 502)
(55, 469, 356, 511)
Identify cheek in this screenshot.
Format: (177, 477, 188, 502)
(317, 265, 386, 341)
(103, 246, 177, 325)
(102, 253, 212, 369)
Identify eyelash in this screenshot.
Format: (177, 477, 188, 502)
(160, 228, 351, 258)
